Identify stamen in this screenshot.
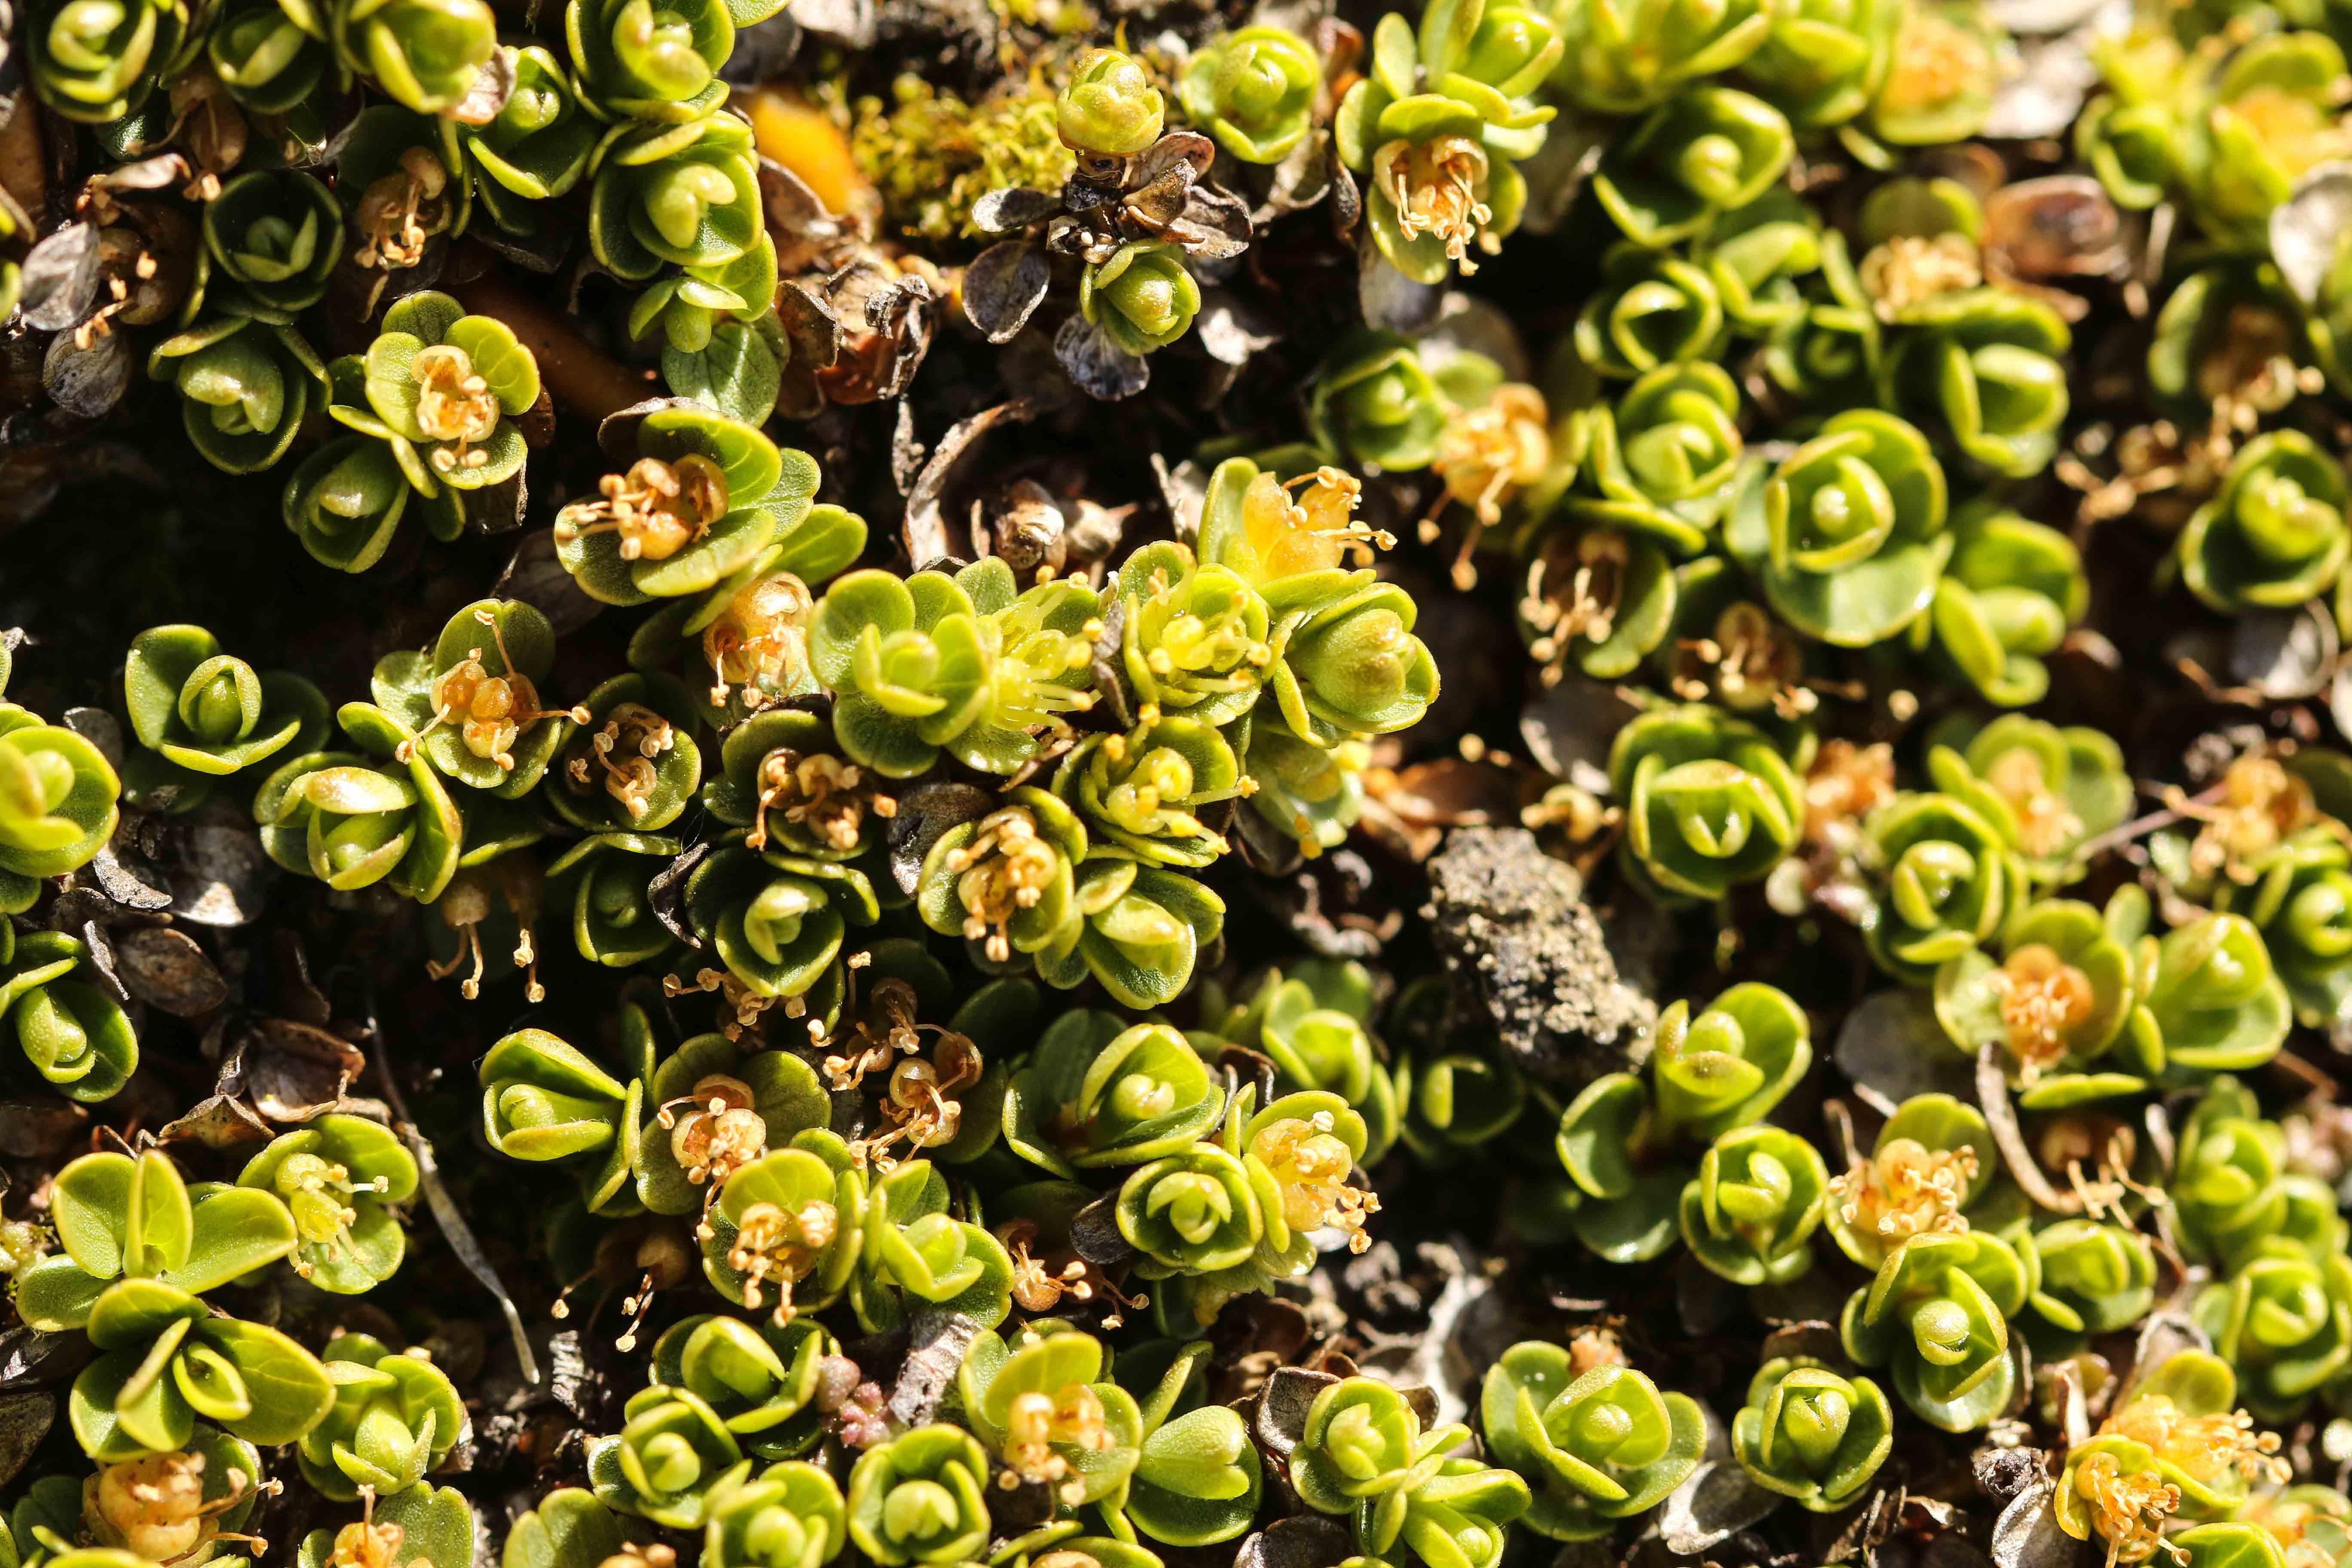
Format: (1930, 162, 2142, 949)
(1371, 134, 1496, 272)
(726, 1197, 839, 1326)
(747, 748, 895, 854)
(1237, 468, 1391, 579)
(1829, 1136, 1977, 1246)
(661, 1075, 769, 1193)
(999, 1382, 1114, 1504)
(564, 702, 676, 821)
(2164, 754, 2325, 885)
(1521, 534, 1627, 686)
(663, 966, 783, 1041)
(2102, 1397, 2290, 1487)
(553, 455, 730, 564)
(410, 345, 502, 474)
(398, 612, 589, 770)
(941, 805, 1064, 964)
(352, 147, 448, 271)
(1985, 749, 2085, 859)
(2070, 1450, 2184, 1568)
(1430, 386, 1550, 588)
(1247, 1110, 1379, 1254)
(704, 574, 814, 710)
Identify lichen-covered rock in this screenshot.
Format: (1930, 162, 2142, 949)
(1423, 827, 1655, 1085)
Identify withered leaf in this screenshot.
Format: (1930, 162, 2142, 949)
(970, 186, 1061, 234)
(2230, 603, 2337, 699)
(388, 1091, 540, 1386)
(1991, 1484, 2080, 1568)
(1358, 240, 1445, 334)
(592, 396, 707, 466)
(167, 809, 280, 927)
(1235, 1517, 1356, 1568)
(1825, 1485, 1909, 1561)
(1509, 116, 1608, 237)
(1984, 0, 2107, 29)
(1128, 131, 1213, 191)
(1834, 988, 1973, 1115)
(1067, 1192, 1134, 1269)
(722, 12, 802, 85)
(760, 157, 845, 249)
(60, 708, 120, 767)
(1255, 129, 1334, 222)
(1749, 1326, 1840, 1376)
(886, 782, 995, 897)
(42, 328, 132, 418)
(774, 279, 843, 421)
(156, 1093, 273, 1149)
(545, 1329, 591, 1418)
(1985, 175, 2126, 282)
(1982, 28, 2098, 140)
(113, 927, 229, 1015)
(1253, 1366, 1338, 1456)
(75, 918, 127, 1003)
(648, 842, 710, 948)
(1397, 1384, 1439, 1429)
(1160, 185, 1253, 260)
(1088, 595, 1133, 729)
(1329, 160, 1362, 237)
(0, 1327, 92, 1389)
(901, 398, 1047, 564)
(243, 1016, 367, 1121)
(1193, 289, 1278, 367)
(86, 840, 173, 911)
(90, 153, 187, 193)
(1420, 294, 1534, 383)
(891, 399, 925, 496)
(447, 44, 518, 125)
(270, 929, 333, 1026)
(11, 227, 92, 333)
(1053, 315, 1148, 402)
(1974, 1444, 2048, 1504)
(1657, 1460, 1780, 1555)
(2276, 164, 2352, 305)
(1121, 166, 1197, 234)
(1215, 1046, 1277, 1110)
(851, 272, 937, 402)
(962, 240, 1052, 345)
(2121, 1314, 2211, 1405)
(1517, 677, 1638, 794)
(788, 0, 871, 43)
(470, 222, 573, 275)
(514, 382, 557, 449)
(0, 1391, 52, 1491)
(1062, 180, 1118, 216)
(461, 465, 529, 535)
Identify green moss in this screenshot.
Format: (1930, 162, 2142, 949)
(849, 73, 1075, 241)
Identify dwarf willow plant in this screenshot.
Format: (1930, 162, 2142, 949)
(20, 7, 2352, 1568)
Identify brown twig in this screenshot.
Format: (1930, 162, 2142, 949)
(2070, 777, 2234, 865)
(1976, 1043, 2087, 1216)
(0, 95, 47, 227)
(449, 260, 650, 423)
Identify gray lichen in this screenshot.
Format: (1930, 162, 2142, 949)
(1422, 826, 1655, 1087)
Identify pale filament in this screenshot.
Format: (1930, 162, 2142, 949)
(566, 702, 677, 821)
(554, 455, 730, 563)
(397, 608, 588, 771)
(352, 148, 448, 270)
